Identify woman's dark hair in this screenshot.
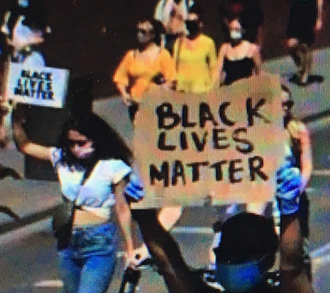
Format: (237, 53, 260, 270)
(188, 4, 204, 22)
(137, 17, 165, 46)
(57, 113, 132, 166)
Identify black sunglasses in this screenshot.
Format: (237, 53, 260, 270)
(137, 28, 153, 35)
(68, 139, 90, 147)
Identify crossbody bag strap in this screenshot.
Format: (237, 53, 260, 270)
(64, 160, 98, 240)
(72, 160, 99, 209)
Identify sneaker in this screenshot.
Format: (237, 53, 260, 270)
(308, 75, 324, 84)
(288, 73, 309, 86)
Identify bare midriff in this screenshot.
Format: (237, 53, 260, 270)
(73, 208, 110, 226)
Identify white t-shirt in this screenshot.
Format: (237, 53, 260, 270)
(51, 148, 132, 208)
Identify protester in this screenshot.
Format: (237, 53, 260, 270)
(173, 4, 217, 93)
(219, 0, 264, 46)
(286, 0, 323, 85)
(132, 5, 215, 290)
(273, 84, 313, 279)
(113, 17, 176, 122)
(213, 17, 261, 86)
(12, 109, 138, 293)
(154, 0, 194, 53)
(273, 85, 314, 292)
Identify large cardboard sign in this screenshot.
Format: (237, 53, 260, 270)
(133, 74, 286, 208)
(6, 62, 70, 108)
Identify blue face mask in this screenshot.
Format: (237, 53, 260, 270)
(216, 257, 266, 293)
(18, 0, 30, 8)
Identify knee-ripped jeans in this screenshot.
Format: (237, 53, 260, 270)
(57, 222, 118, 293)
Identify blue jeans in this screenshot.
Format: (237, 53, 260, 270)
(57, 222, 118, 293)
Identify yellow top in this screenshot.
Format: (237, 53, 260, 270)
(173, 34, 217, 93)
(113, 48, 176, 102)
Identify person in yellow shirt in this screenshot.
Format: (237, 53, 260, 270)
(113, 18, 176, 121)
(173, 4, 217, 93)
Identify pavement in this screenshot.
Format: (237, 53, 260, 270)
(0, 47, 329, 235)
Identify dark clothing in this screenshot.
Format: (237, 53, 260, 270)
(223, 56, 255, 85)
(128, 102, 139, 122)
(286, 0, 318, 45)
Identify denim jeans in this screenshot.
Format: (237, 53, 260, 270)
(57, 222, 118, 293)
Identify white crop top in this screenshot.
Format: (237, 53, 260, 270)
(51, 148, 132, 208)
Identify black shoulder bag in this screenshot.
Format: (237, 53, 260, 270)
(52, 162, 97, 250)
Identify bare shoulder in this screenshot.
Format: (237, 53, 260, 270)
(247, 42, 259, 56)
(287, 120, 308, 139)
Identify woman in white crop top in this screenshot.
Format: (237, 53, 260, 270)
(13, 109, 138, 293)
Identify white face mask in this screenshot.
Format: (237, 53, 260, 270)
(230, 30, 242, 40)
(73, 146, 95, 159)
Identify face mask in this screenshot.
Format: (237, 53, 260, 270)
(186, 21, 200, 36)
(73, 146, 95, 159)
(137, 29, 154, 44)
(19, 0, 29, 8)
(216, 257, 266, 293)
(230, 30, 242, 40)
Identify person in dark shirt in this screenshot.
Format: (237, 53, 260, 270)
(212, 17, 261, 86)
(286, 0, 323, 85)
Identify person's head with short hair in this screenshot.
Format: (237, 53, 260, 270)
(214, 212, 279, 292)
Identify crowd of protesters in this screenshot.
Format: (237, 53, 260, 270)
(0, 0, 325, 292)
(111, 1, 321, 292)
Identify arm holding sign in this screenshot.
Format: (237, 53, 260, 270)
(12, 105, 52, 161)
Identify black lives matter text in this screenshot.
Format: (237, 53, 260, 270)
(149, 99, 271, 187)
(14, 70, 54, 100)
